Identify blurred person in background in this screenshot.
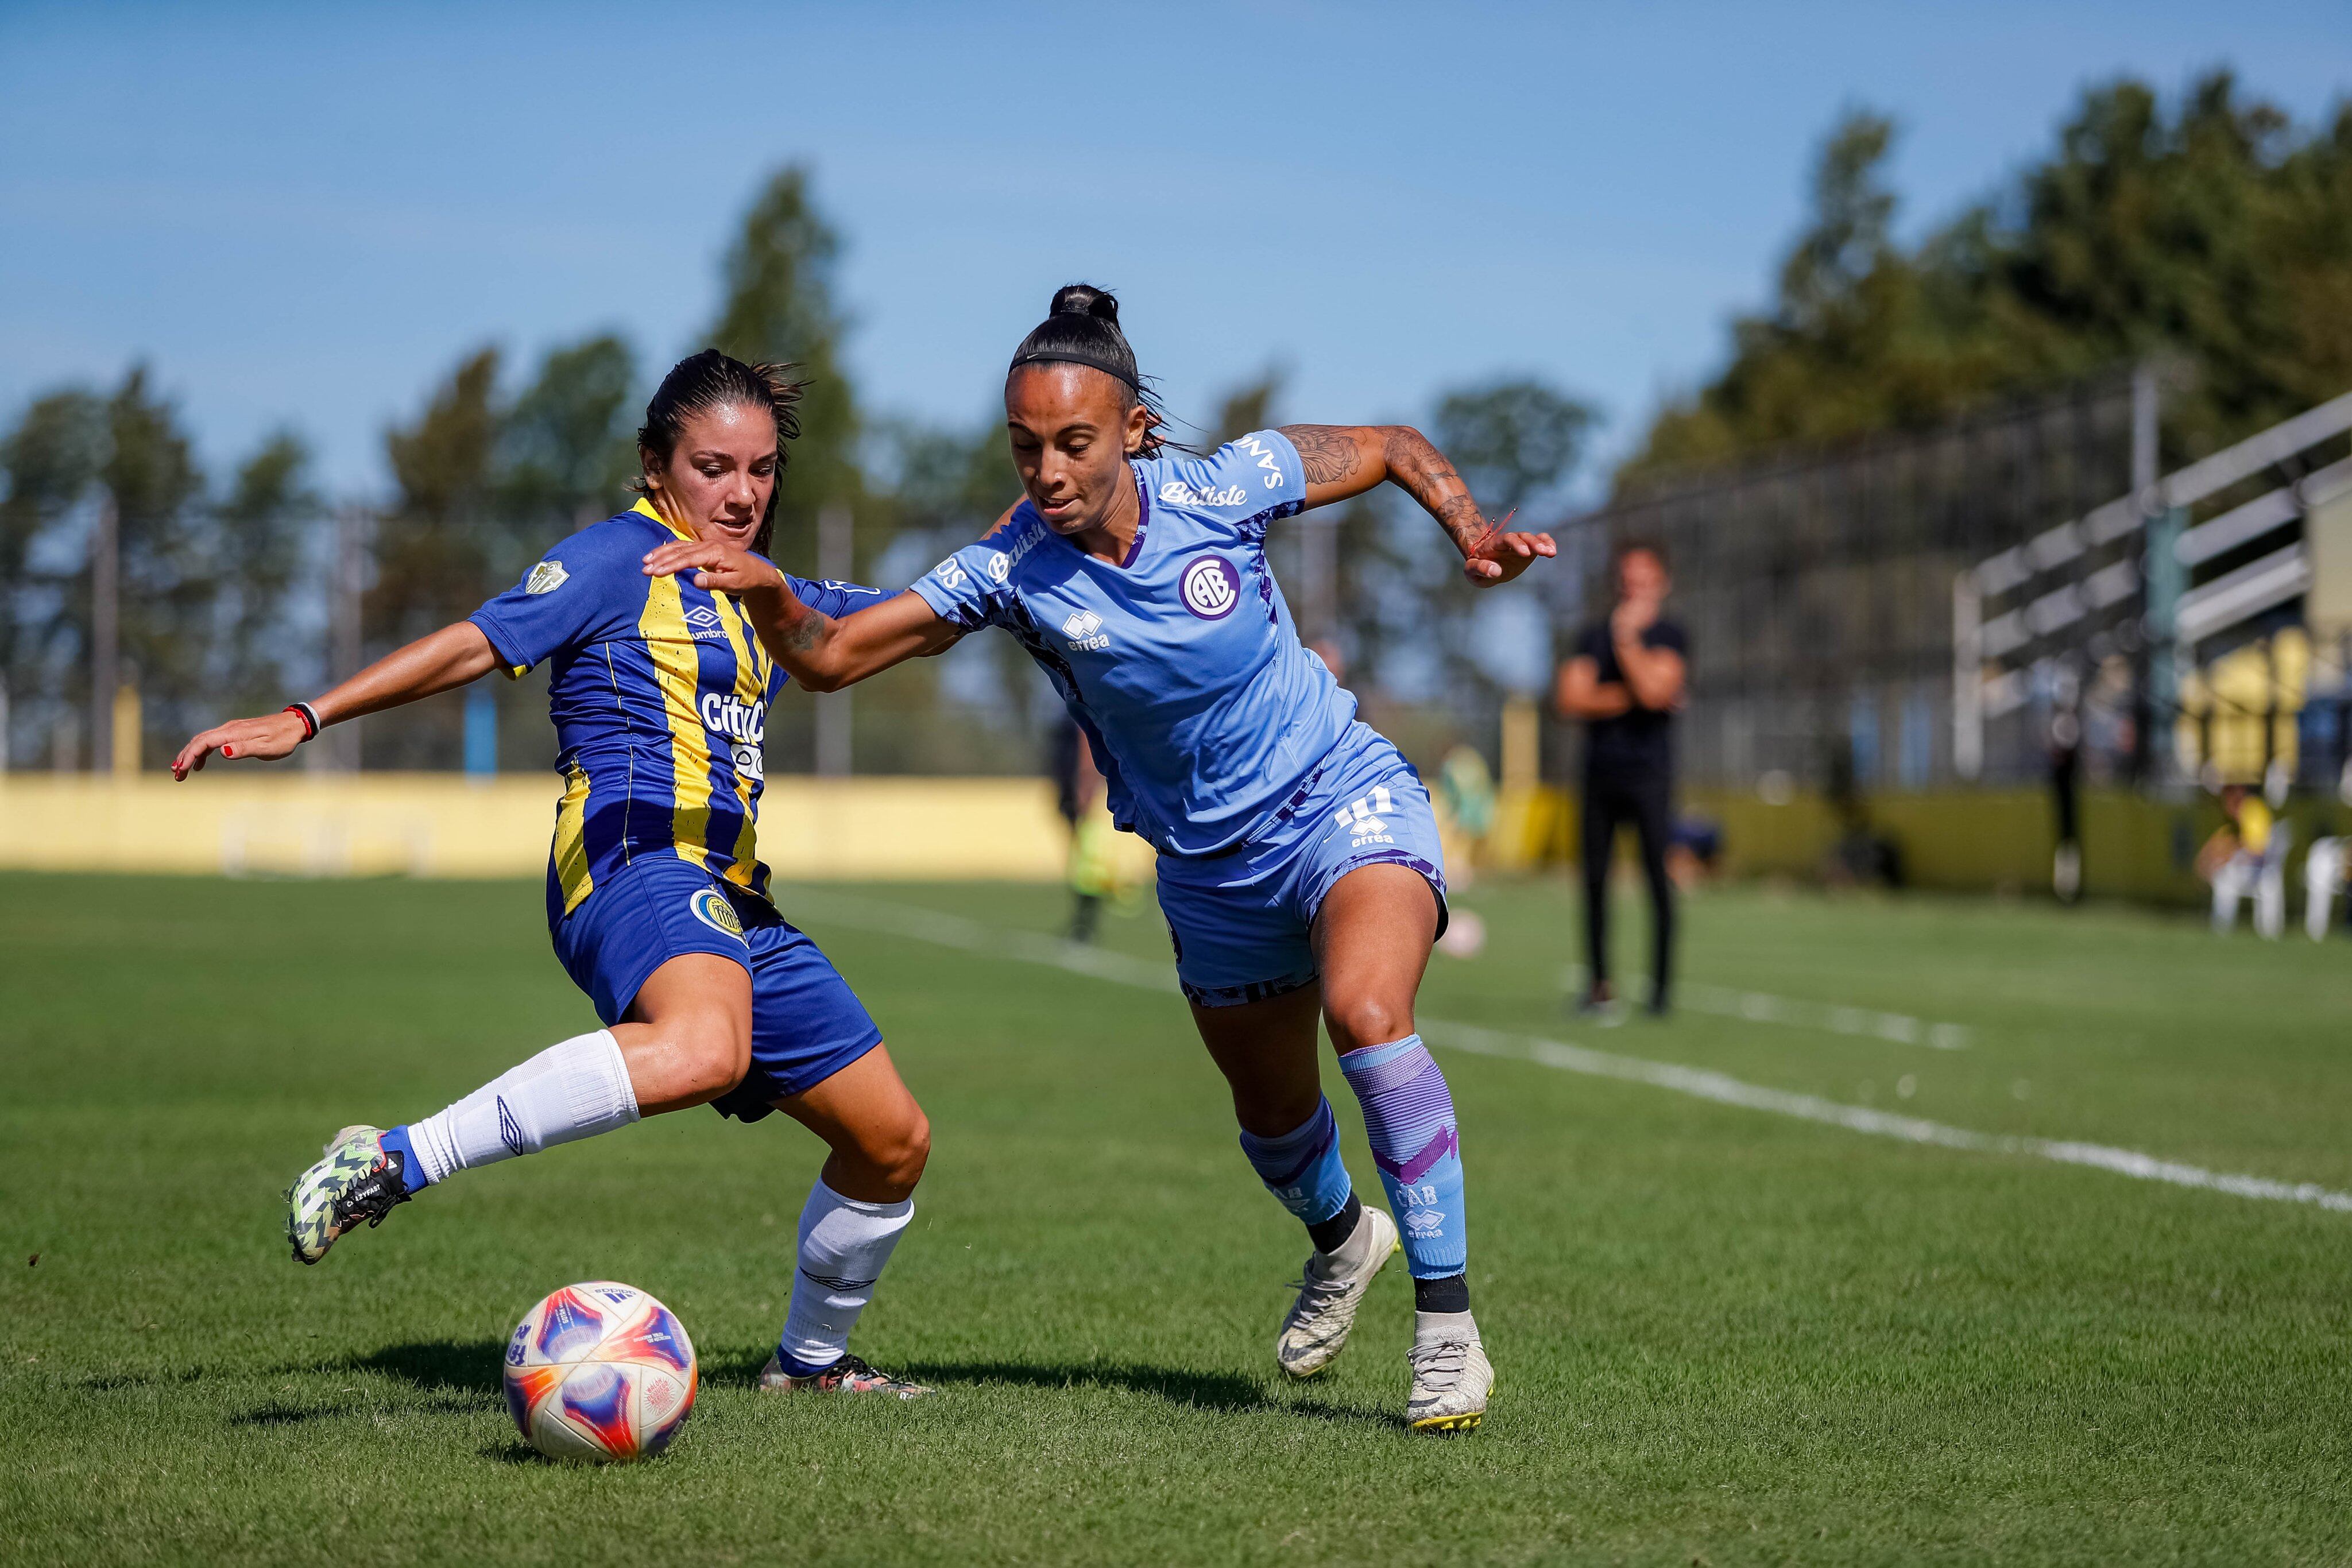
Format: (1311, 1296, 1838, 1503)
(2199, 781, 2289, 938)
(1556, 540, 1686, 1017)
(1049, 714, 1115, 942)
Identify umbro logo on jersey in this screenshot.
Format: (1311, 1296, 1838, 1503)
(684, 605, 725, 641)
(1180, 555, 1241, 620)
(1159, 479, 1250, 508)
(1063, 610, 1110, 651)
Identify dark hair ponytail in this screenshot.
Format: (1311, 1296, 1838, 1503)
(1008, 284, 1172, 458)
(637, 349, 804, 555)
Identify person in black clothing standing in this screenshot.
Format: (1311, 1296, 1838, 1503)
(1555, 541, 1687, 1016)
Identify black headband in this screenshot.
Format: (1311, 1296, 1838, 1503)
(1008, 347, 1139, 392)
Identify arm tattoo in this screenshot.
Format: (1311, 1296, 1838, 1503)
(780, 603, 826, 652)
(1276, 425, 1363, 487)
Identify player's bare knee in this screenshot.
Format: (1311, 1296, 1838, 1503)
(674, 1021, 751, 1100)
(875, 1110, 931, 1197)
(1326, 995, 1410, 1056)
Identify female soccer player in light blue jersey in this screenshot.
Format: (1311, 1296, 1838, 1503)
(646, 287, 1556, 1431)
(172, 352, 935, 1399)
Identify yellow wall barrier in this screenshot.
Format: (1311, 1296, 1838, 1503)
(1476, 781, 2235, 905)
(0, 774, 1079, 882)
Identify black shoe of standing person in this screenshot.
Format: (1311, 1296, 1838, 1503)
(1573, 981, 1622, 1024)
(1645, 992, 1672, 1019)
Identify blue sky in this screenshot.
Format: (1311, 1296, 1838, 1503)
(3, 1, 2347, 500)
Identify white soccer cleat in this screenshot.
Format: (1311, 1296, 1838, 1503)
(1406, 1313, 1493, 1433)
(1276, 1204, 1400, 1379)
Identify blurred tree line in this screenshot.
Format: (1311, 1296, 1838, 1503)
(1620, 70, 2352, 488)
(0, 162, 1592, 773)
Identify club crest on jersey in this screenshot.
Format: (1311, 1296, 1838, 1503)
(688, 887, 745, 941)
(1180, 555, 1241, 620)
(1062, 609, 1110, 651)
(524, 560, 568, 595)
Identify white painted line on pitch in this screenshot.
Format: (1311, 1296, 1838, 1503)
(780, 888, 2352, 1216)
(1563, 965, 1971, 1048)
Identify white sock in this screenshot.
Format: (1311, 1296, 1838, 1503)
(777, 1178, 914, 1374)
(404, 1029, 639, 1185)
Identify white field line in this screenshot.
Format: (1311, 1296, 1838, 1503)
(781, 888, 2352, 1216)
(1564, 965, 1972, 1049)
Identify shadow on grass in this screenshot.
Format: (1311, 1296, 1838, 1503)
(342, 1338, 505, 1394)
(892, 1357, 1396, 1428)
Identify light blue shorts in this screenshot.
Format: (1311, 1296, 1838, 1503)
(1155, 725, 1448, 1008)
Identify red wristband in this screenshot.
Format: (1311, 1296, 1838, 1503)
(284, 702, 320, 741)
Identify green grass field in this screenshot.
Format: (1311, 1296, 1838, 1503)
(4, 870, 2350, 1566)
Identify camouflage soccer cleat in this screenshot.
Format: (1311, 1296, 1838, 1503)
(1406, 1318, 1494, 1434)
(284, 1124, 412, 1265)
(1276, 1203, 1401, 1379)
(758, 1353, 933, 1399)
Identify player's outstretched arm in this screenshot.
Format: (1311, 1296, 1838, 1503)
(1275, 424, 1556, 587)
(172, 620, 499, 778)
(639, 539, 957, 692)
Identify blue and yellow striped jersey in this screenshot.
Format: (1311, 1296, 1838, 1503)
(469, 500, 886, 923)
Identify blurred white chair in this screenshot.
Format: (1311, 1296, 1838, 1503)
(2307, 836, 2345, 942)
(2214, 820, 2293, 939)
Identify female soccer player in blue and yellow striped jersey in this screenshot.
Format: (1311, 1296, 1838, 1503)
(172, 351, 932, 1399)
(645, 288, 1557, 1432)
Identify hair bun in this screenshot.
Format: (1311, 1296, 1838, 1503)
(1050, 283, 1120, 324)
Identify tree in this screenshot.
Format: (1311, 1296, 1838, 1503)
(1213, 369, 1285, 446)
(209, 432, 315, 712)
(1430, 377, 1596, 518)
(498, 334, 639, 537)
(706, 165, 859, 572)
(1620, 74, 2352, 487)
(0, 388, 106, 763)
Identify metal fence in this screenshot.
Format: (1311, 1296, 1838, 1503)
(1566, 373, 2145, 792)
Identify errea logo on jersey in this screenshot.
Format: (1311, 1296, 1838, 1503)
(1159, 479, 1250, 508)
(1333, 786, 1397, 847)
(1062, 609, 1109, 652)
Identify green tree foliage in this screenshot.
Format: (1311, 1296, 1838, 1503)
(372, 346, 502, 654)
(210, 432, 315, 711)
(1432, 377, 1597, 517)
(705, 165, 859, 570)
(0, 370, 317, 765)
(1622, 72, 2352, 487)
(497, 334, 640, 536)
(1213, 369, 1285, 446)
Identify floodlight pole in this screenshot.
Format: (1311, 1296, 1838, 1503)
(90, 490, 119, 775)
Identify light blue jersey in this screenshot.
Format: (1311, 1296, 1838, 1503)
(910, 430, 1355, 858)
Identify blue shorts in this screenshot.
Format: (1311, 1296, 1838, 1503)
(1156, 724, 1449, 1008)
(551, 854, 883, 1121)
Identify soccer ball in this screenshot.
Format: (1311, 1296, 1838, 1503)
(503, 1281, 697, 1462)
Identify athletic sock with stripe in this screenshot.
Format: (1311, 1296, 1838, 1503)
(777, 1178, 914, 1376)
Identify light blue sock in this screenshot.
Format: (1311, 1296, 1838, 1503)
(1237, 1097, 1353, 1228)
(1337, 1034, 1466, 1279)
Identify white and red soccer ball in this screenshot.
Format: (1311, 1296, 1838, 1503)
(504, 1281, 696, 1462)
